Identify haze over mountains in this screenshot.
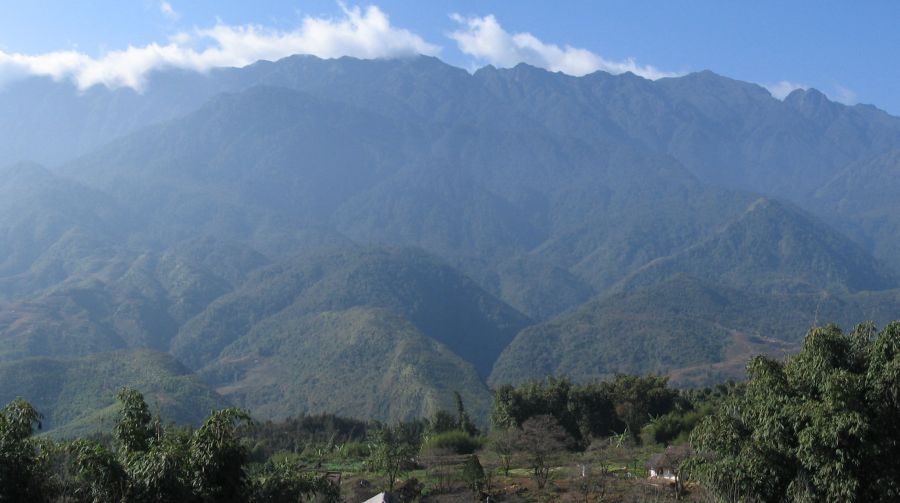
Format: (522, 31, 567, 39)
(2, 54, 900, 432)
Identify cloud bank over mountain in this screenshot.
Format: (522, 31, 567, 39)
(0, 2, 819, 96)
(765, 80, 809, 100)
(0, 4, 439, 90)
(448, 13, 679, 80)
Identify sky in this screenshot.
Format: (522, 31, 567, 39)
(0, 1, 897, 114)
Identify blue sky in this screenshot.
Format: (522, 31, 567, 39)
(1, 1, 897, 114)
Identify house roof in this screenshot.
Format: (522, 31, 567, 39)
(361, 492, 399, 503)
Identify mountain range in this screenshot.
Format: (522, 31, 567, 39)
(1, 55, 899, 432)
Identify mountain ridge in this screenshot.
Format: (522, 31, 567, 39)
(1, 54, 900, 429)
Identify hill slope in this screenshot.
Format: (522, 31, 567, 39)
(202, 307, 491, 424)
(172, 246, 530, 377)
(0, 238, 267, 361)
(490, 275, 900, 387)
(0, 348, 228, 436)
(618, 198, 899, 294)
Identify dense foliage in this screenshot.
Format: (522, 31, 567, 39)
(2, 388, 339, 503)
(691, 322, 900, 502)
(0, 399, 54, 501)
(491, 374, 679, 444)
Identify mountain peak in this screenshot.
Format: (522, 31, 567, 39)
(745, 196, 774, 212)
(783, 87, 842, 120)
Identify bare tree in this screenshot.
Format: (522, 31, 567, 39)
(488, 428, 517, 476)
(514, 415, 571, 490)
(571, 461, 608, 503)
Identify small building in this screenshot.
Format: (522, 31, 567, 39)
(647, 452, 677, 481)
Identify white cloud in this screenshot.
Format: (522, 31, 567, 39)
(765, 80, 808, 100)
(0, 4, 440, 91)
(448, 14, 678, 80)
(159, 1, 179, 20)
(830, 84, 857, 105)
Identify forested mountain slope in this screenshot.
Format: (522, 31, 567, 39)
(0, 348, 227, 436)
(1, 55, 900, 429)
(171, 246, 530, 376)
(490, 275, 900, 387)
(202, 306, 492, 424)
(617, 198, 899, 294)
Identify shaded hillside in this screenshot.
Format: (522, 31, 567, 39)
(0, 69, 234, 167)
(202, 307, 491, 425)
(11, 56, 900, 205)
(5, 55, 900, 280)
(489, 275, 900, 386)
(0, 163, 135, 297)
(172, 246, 530, 377)
(812, 149, 900, 272)
(58, 74, 749, 317)
(0, 239, 266, 361)
(0, 348, 228, 436)
(618, 198, 899, 294)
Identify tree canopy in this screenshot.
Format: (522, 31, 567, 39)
(691, 322, 900, 502)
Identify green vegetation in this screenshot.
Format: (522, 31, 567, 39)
(367, 423, 419, 492)
(491, 274, 900, 387)
(491, 375, 679, 444)
(174, 246, 529, 376)
(5, 55, 900, 456)
(691, 322, 900, 502)
(0, 399, 53, 501)
(0, 348, 227, 435)
(619, 198, 899, 295)
(2, 388, 339, 503)
(4, 320, 899, 501)
(421, 430, 483, 455)
(202, 306, 493, 425)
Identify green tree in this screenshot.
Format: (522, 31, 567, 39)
(460, 454, 485, 495)
(454, 391, 478, 436)
(70, 388, 260, 503)
(427, 410, 458, 435)
(68, 439, 127, 502)
(249, 456, 339, 503)
(368, 424, 418, 492)
(491, 377, 583, 441)
(603, 374, 677, 442)
(114, 387, 154, 454)
(691, 322, 900, 502)
(0, 399, 55, 502)
(491, 375, 677, 445)
(124, 431, 193, 502)
(189, 408, 253, 503)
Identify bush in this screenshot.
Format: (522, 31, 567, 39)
(460, 455, 485, 493)
(422, 430, 484, 455)
(640, 408, 707, 446)
(340, 441, 370, 459)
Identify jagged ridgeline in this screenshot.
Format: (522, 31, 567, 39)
(2, 55, 900, 432)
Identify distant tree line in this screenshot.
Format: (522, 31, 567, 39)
(491, 374, 681, 444)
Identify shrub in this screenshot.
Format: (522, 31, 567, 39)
(422, 430, 484, 455)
